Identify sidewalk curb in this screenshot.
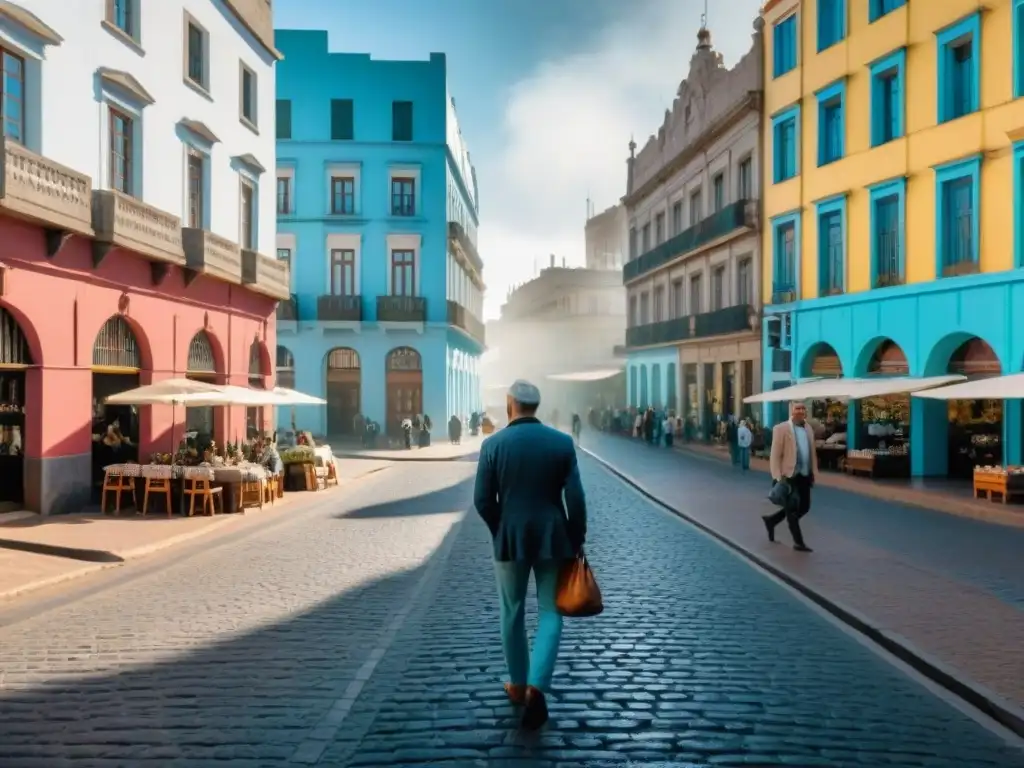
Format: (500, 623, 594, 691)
(335, 451, 479, 463)
(580, 445, 1024, 740)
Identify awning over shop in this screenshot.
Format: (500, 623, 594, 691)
(743, 378, 860, 403)
(842, 375, 965, 399)
(546, 368, 624, 382)
(912, 373, 1024, 400)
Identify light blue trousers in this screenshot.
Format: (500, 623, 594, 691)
(493, 560, 563, 692)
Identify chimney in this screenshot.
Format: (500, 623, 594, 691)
(626, 137, 637, 196)
(562, 257, 566, 267)
(550, 254, 555, 268)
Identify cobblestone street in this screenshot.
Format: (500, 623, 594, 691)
(0, 456, 1022, 766)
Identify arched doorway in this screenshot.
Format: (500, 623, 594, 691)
(91, 315, 143, 498)
(866, 340, 909, 375)
(0, 306, 32, 508)
(276, 346, 295, 389)
(186, 330, 219, 445)
(946, 337, 1002, 478)
(385, 347, 422, 435)
(246, 339, 268, 439)
(799, 343, 845, 447)
(326, 348, 360, 436)
(857, 340, 911, 470)
(802, 342, 843, 377)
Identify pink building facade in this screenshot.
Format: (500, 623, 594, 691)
(0, 165, 283, 516)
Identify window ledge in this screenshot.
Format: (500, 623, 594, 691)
(100, 20, 145, 55)
(387, 215, 425, 223)
(183, 77, 213, 102)
(240, 115, 259, 135)
(325, 214, 369, 224)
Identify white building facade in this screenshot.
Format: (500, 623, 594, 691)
(622, 23, 764, 433)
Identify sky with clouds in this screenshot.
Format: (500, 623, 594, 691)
(275, 0, 764, 318)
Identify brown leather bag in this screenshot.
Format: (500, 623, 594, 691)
(555, 552, 604, 617)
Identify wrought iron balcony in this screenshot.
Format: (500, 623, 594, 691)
(317, 295, 362, 322)
(771, 285, 797, 305)
(446, 300, 485, 345)
(623, 199, 754, 283)
(448, 221, 484, 274)
(277, 295, 298, 321)
(625, 304, 755, 349)
(377, 295, 426, 322)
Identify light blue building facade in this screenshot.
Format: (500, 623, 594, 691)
(274, 30, 486, 437)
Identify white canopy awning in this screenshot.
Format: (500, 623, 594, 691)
(743, 378, 865, 404)
(841, 375, 966, 400)
(913, 373, 1024, 400)
(547, 368, 624, 382)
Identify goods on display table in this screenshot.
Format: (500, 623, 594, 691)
(972, 465, 1024, 504)
(843, 444, 910, 479)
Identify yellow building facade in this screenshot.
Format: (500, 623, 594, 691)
(760, 0, 1024, 476)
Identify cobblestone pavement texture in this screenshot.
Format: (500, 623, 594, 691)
(325, 458, 1024, 767)
(0, 456, 1021, 766)
(582, 431, 1024, 710)
(0, 461, 470, 767)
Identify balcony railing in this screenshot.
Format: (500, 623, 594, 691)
(377, 295, 426, 322)
(771, 284, 796, 305)
(623, 199, 753, 283)
(91, 189, 184, 270)
(182, 228, 241, 285)
(241, 249, 290, 300)
(448, 221, 484, 274)
(626, 304, 754, 348)
(770, 348, 792, 373)
(317, 295, 362, 322)
(277, 295, 298, 321)
(446, 300, 486, 345)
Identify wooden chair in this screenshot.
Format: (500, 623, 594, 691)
(239, 478, 265, 511)
(263, 473, 279, 505)
(142, 476, 174, 516)
(101, 465, 135, 515)
(183, 472, 223, 516)
(325, 461, 339, 487)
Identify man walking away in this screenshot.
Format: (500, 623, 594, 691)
(726, 416, 739, 465)
(474, 380, 587, 730)
(737, 419, 752, 471)
(571, 412, 582, 444)
(765, 401, 817, 552)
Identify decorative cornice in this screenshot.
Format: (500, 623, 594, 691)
(233, 153, 266, 174)
(97, 68, 154, 106)
(179, 118, 220, 144)
(0, 1, 62, 45)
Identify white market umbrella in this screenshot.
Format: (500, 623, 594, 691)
(272, 387, 327, 405)
(912, 373, 1024, 400)
(104, 378, 223, 405)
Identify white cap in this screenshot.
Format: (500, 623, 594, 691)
(507, 379, 541, 406)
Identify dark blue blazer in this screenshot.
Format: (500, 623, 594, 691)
(473, 417, 587, 562)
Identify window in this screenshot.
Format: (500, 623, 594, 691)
(817, 0, 844, 51)
(239, 179, 255, 249)
(277, 248, 291, 265)
(392, 100, 413, 141)
(276, 176, 290, 215)
(1, 48, 25, 143)
(737, 258, 752, 305)
(689, 274, 702, 314)
(672, 280, 684, 317)
(107, 0, 135, 38)
(330, 249, 356, 295)
(639, 292, 650, 324)
(868, 177, 905, 287)
(653, 286, 665, 322)
(712, 266, 725, 310)
(738, 157, 752, 200)
(935, 157, 981, 276)
(689, 188, 702, 225)
(937, 14, 980, 124)
(817, 80, 845, 166)
(628, 295, 638, 326)
(187, 149, 205, 227)
(870, 49, 905, 146)
(654, 212, 665, 244)
(773, 14, 798, 78)
(185, 18, 207, 90)
(870, 0, 906, 23)
(1016, 0, 1024, 98)
(331, 99, 353, 141)
(772, 106, 799, 183)
(390, 177, 415, 216)
(816, 196, 845, 296)
(628, 227, 638, 259)
(239, 64, 257, 127)
(391, 250, 415, 296)
(276, 100, 292, 139)
(771, 213, 800, 299)
(672, 202, 683, 235)
(109, 108, 133, 195)
(712, 174, 725, 212)
(641, 223, 651, 252)
(330, 177, 355, 215)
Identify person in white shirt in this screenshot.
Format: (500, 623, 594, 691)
(662, 415, 673, 447)
(736, 419, 752, 471)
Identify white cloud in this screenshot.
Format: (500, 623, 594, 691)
(478, 0, 762, 319)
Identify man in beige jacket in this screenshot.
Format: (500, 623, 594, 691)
(766, 401, 818, 552)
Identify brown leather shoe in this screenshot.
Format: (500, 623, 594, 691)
(521, 686, 549, 730)
(504, 682, 526, 705)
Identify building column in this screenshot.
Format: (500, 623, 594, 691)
(911, 398, 948, 477)
(1003, 400, 1021, 467)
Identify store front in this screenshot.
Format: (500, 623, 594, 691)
(385, 347, 422, 436)
(846, 340, 911, 478)
(326, 347, 361, 436)
(0, 306, 30, 510)
(246, 339, 267, 440)
(91, 315, 143, 499)
(185, 331, 220, 449)
(942, 339, 1002, 479)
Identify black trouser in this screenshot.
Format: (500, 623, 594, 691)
(766, 474, 812, 545)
